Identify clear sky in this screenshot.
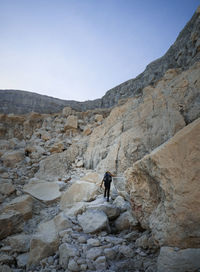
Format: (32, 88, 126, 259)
(0, 0, 199, 101)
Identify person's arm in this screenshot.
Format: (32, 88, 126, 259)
(100, 179, 104, 187)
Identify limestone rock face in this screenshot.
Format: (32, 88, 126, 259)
(77, 210, 109, 233)
(23, 182, 61, 204)
(157, 247, 200, 272)
(125, 118, 200, 248)
(60, 181, 99, 210)
(84, 62, 200, 173)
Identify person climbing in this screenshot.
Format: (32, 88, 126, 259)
(100, 171, 115, 202)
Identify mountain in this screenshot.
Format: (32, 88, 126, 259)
(0, 7, 199, 114)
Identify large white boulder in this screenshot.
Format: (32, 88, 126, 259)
(60, 181, 99, 210)
(77, 210, 110, 233)
(86, 202, 120, 220)
(80, 172, 102, 184)
(28, 212, 72, 265)
(114, 211, 138, 231)
(125, 118, 200, 248)
(23, 182, 61, 204)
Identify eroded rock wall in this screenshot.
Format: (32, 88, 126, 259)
(125, 118, 200, 248)
(84, 62, 200, 174)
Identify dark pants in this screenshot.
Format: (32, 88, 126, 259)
(104, 183, 111, 201)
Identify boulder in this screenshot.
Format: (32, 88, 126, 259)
(60, 181, 99, 210)
(68, 259, 80, 271)
(83, 127, 92, 136)
(157, 247, 200, 272)
(1, 150, 24, 167)
(0, 182, 15, 196)
(28, 211, 72, 265)
(49, 142, 65, 153)
(94, 256, 107, 270)
(16, 253, 29, 268)
(94, 114, 103, 122)
(0, 211, 24, 240)
(64, 202, 86, 217)
(59, 243, 79, 269)
(77, 210, 110, 233)
(80, 172, 102, 184)
(113, 195, 130, 212)
(2, 195, 33, 220)
(62, 107, 72, 116)
(86, 247, 103, 260)
(135, 233, 155, 250)
(76, 160, 84, 168)
(5, 234, 31, 253)
(87, 202, 120, 220)
(41, 131, 51, 141)
(28, 231, 59, 265)
(23, 182, 61, 204)
(64, 115, 78, 130)
(125, 118, 200, 248)
(35, 150, 76, 181)
(114, 211, 138, 231)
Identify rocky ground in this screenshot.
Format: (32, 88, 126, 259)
(0, 162, 159, 272)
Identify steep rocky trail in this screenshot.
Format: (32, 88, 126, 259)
(0, 166, 158, 272)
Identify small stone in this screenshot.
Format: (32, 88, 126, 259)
(78, 235, 87, 244)
(68, 258, 80, 271)
(104, 248, 116, 260)
(94, 256, 107, 270)
(119, 245, 134, 258)
(16, 253, 29, 268)
(80, 264, 87, 271)
(0, 254, 14, 265)
(86, 247, 102, 260)
(87, 238, 100, 247)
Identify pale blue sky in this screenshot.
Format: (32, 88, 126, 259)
(0, 0, 199, 101)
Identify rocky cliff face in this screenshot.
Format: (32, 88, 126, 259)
(1, 7, 200, 114)
(0, 7, 200, 272)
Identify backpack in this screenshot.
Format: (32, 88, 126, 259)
(103, 172, 112, 185)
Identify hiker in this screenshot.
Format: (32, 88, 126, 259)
(100, 171, 115, 202)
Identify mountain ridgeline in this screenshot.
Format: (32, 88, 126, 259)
(0, 7, 200, 114)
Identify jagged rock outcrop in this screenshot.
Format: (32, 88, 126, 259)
(125, 118, 200, 248)
(84, 62, 200, 173)
(0, 7, 200, 115)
